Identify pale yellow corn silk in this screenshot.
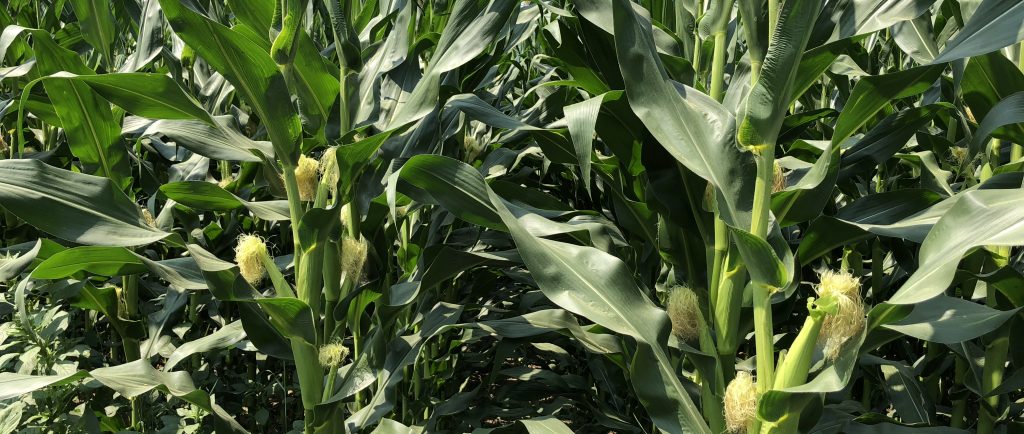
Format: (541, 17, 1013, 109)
(295, 154, 320, 201)
(341, 237, 368, 283)
(702, 182, 715, 212)
(949, 147, 969, 166)
(235, 234, 269, 285)
(772, 161, 787, 194)
(340, 203, 351, 230)
(318, 341, 349, 368)
(724, 371, 758, 433)
(666, 285, 701, 341)
(817, 269, 866, 360)
(319, 147, 340, 193)
(141, 207, 156, 228)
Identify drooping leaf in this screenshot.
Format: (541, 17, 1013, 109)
(882, 295, 1021, 343)
(32, 246, 147, 278)
(832, 64, 945, 146)
(158, 0, 301, 162)
(932, 0, 1024, 63)
(160, 181, 290, 220)
(889, 189, 1024, 304)
(0, 159, 169, 246)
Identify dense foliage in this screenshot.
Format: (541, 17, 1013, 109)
(2, 0, 1024, 433)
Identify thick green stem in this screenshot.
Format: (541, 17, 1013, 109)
(951, 358, 968, 427)
(339, 65, 351, 135)
(281, 163, 322, 434)
(707, 18, 739, 385)
(120, 274, 142, 429)
(752, 283, 775, 394)
(978, 250, 1010, 434)
(750, 145, 777, 429)
(708, 31, 728, 101)
(978, 328, 1009, 433)
(282, 166, 306, 268)
(697, 309, 726, 433)
(692, 0, 704, 74)
(322, 243, 342, 342)
(121, 274, 141, 362)
(751, 147, 775, 239)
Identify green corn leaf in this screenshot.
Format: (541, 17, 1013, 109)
(0, 159, 169, 246)
(158, 0, 301, 163)
(933, 0, 1024, 63)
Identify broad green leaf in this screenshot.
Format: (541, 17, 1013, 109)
(574, 0, 687, 57)
(119, 0, 163, 72)
(139, 256, 208, 290)
(565, 93, 609, 192)
(226, 0, 272, 32)
(87, 360, 247, 433)
(0, 159, 169, 246)
(932, 0, 1024, 63)
(160, 181, 290, 220)
(19, 32, 130, 184)
(772, 140, 838, 226)
(32, 246, 147, 278)
(132, 116, 274, 162)
(352, 0, 413, 127)
(161, 181, 241, 210)
(832, 64, 945, 146)
(284, 33, 340, 137)
(388, 0, 519, 127)
(792, 37, 863, 102)
(399, 154, 711, 434)
(69, 0, 115, 62)
(962, 53, 1024, 146)
(71, 283, 144, 339)
(894, 151, 954, 197)
(738, 0, 822, 148)
(0, 239, 42, 280)
(41, 76, 129, 183)
(889, 189, 1024, 304)
(0, 371, 88, 400)
(882, 295, 1020, 343)
(862, 356, 936, 424)
(610, 0, 752, 228)
(47, 72, 214, 123)
(398, 156, 504, 230)
(968, 91, 1024, 156)
(473, 309, 621, 354)
(832, 0, 932, 39)
(730, 227, 788, 288)
(892, 15, 940, 64)
(798, 189, 943, 263)
(158, 0, 301, 163)
(838, 104, 950, 179)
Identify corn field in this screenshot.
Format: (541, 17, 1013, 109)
(1, 0, 1024, 432)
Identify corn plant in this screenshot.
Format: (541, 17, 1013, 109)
(1, 0, 1024, 433)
